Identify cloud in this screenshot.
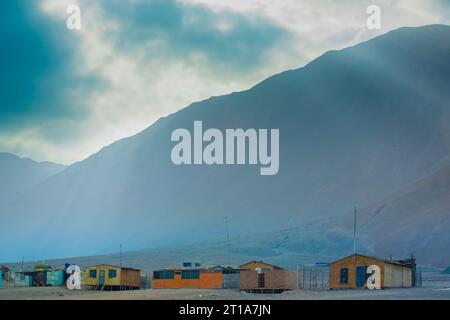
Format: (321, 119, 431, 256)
(180, 0, 450, 52)
(103, 0, 287, 71)
(0, 0, 103, 163)
(0, 0, 449, 164)
(0, 0, 290, 164)
(0, 1, 97, 131)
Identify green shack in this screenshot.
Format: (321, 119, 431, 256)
(46, 270, 65, 286)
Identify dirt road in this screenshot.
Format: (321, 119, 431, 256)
(1, 286, 449, 300)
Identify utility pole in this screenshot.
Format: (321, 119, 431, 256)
(225, 216, 230, 267)
(353, 207, 357, 264)
(119, 244, 122, 268)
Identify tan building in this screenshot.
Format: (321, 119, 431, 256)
(329, 254, 413, 289)
(239, 261, 296, 293)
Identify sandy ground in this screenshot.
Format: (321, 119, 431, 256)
(1, 286, 450, 300)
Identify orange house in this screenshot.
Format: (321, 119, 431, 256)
(152, 266, 223, 289)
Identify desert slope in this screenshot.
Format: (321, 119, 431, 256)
(352, 165, 450, 266)
(1, 25, 450, 264)
(0, 152, 65, 207)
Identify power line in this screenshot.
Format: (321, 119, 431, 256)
(225, 216, 230, 267)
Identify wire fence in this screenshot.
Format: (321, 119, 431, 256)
(296, 267, 330, 290)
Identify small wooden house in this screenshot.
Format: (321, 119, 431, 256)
(23, 270, 47, 286)
(239, 261, 296, 293)
(85, 265, 140, 290)
(329, 254, 413, 289)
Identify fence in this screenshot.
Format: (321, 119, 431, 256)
(415, 269, 422, 287)
(295, 267, 330, 290)
(420, 270, 450, 288)
(140, 272, 152, 289)
(1, 272, 32, 288)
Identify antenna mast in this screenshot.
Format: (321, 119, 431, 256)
(119, 244, 122, 268)
(353, 207, 357, 263)
(225, 216, 230, 267)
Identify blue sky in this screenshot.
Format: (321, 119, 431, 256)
(1, 0, 449, 164)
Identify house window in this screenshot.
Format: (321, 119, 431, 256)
(109, 269, 117, 278)
(89, 270, 97, 278)
(153, 271, 175, 280)
(340, 268, 349, 284)
(182, 270, 200, 279)
(191, 270, 200, 279)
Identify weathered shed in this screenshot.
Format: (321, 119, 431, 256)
(239, 261, 296, 293)
(23, 270, 48, 286)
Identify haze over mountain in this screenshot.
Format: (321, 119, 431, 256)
(353, 164, 450, 266)
(1, 25, 450, 266)
(0, 153, 65, 207)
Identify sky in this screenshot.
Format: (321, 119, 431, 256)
(1, 0, 449, 165)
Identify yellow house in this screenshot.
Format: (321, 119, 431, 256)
(81, 269, 87, 285)
(85, 265, 140, 290)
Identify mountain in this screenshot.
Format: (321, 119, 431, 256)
(353, 164, 450, 266)
(0, 152, 65, 207)
(1, 25, 450, 265)
(5, 225, 355, 271)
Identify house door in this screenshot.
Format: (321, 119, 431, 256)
(257, 273, 265, 288)
(356, 266, 367, 288)
(99, 270, 105, 286)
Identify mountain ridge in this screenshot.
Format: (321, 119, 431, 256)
(1, 25, 450, 266)
(0, 152, 66, 208)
